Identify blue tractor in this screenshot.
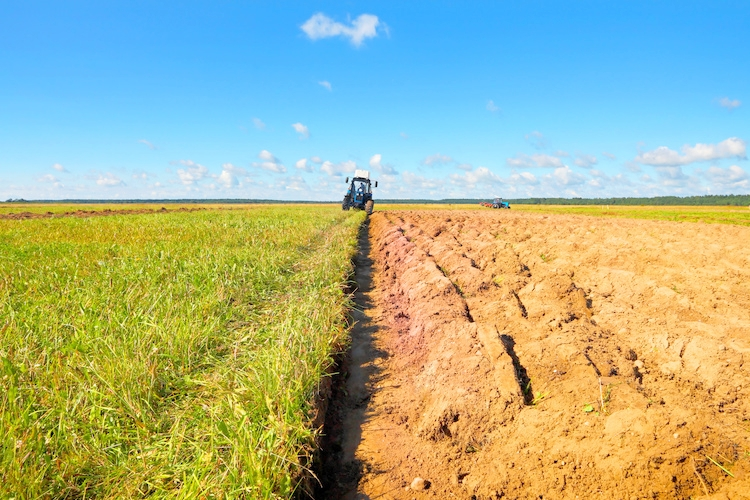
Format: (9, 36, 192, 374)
(342, 169, 378, 215)
(492, 197, 510, 209)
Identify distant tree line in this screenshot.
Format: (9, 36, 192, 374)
(505, 194, 750, 206)
(6, 194, 750, 205)
(382, 195, 750, 206)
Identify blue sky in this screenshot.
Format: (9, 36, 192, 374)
(1, 1, 748, 201)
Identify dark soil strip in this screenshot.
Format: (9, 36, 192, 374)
(313, 219, 385, 499)
(0, 207, 205, 220)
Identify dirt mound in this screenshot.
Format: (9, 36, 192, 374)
(0, 207, 204, 220)
(326, 210, 750, 499)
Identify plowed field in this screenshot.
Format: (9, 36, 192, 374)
(324, 210, 750, 499)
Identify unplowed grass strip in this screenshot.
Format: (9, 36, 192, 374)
(0, 206, 365, 498)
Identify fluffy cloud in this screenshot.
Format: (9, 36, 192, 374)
(321, 160, 357, 177)
(310, 156, 323, 164)
(37, 174, 59, 183)
(422, 153, 453, 166)
(176, 160, 209, 185)
(218, 163, 246, 188)
(456, 163, 473, 171)
(254, 150, 286, 173)
(295, 158, 314, 172)
(402, 171, 444, 190)
(704, 165, 748, 187)
(253, 118, 266, 130)
(506, 153, 564, 168)
(292, 122, 310, 140)
(138, 139, 156, 150)
(301, 13, 381, 47)
(318, 80, 332, 91)
(718, 97, 741, 110)
(281, 175, 310, 192)
(508, 171, 539, 185)
(96, 173, 125, 187)
(574, 153, 598, 169)
(635, 137, 746, 166)
(486, 100, 499, 113)
(52, 163, 67, 172)
(450, 166, 504, 187)
(550, 166, 586, 186)
(602, 152, 616, 160)
(369, 154, 398, 175)
(654, 166, 690, 187)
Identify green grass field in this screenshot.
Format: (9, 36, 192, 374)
(0, 206, 365, 499)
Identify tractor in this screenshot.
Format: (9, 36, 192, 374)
(482, 197, 510, 209)
(342, 169, 378, 215)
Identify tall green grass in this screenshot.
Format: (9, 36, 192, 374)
(0, 206, 366, 498)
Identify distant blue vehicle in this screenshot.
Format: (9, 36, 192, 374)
(492, 197, 510, 209)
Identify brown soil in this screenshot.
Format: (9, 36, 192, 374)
(0, 207, 205, 220)
(322, 210, 750, 499)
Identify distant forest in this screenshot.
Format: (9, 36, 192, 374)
(382, 194, 750, 206)
(5, 194, 750, 206)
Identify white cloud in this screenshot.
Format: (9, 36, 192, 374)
(37, 174, 59, 183)
(456, 163, 473, 171)
(51, 163, 67, 172)
(253, 118, 266, 130)
(321, 160, 357, 177)
(506, 153, 564, 168)
(259, 150, 278, 162)
(574, 153, 598, 169)
(654, 166, 690, 187)
(295, 158, 314, 172)
(319, 80, 332, 91)
(310, 156, 323, 164)
(704, 165, 748, 187)
(254, 150, 286, 173)
(138, 139, 156, 150)
(400, 132, 409, 139)
(132, 170, 149, 180)
(369, 153, 397, 175)
(96, 173, 125, 187)
(218, 163, 246, 188)
(550, 166, 586, 186)
(402, 171, 444, 190)
(292, 122, 310, 140)
(718, 97, 741, 110)
(486, 100, 499, 113)
(176, 160, 210, 185)
(508, 171, 539, 185)
(602, 152, 616, 160)
(554, 150, 570, 158)
(525, 131, 546, 150)
(635, 137, 746, 166)
(450, 166, 504, 187)
(281, 175, 310, 192)
(624, 161, 642, 173)
(301, 13, 381, 47)
(422, 153, 453, 166)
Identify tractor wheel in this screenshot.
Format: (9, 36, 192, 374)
(365, 200, 374, 215)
